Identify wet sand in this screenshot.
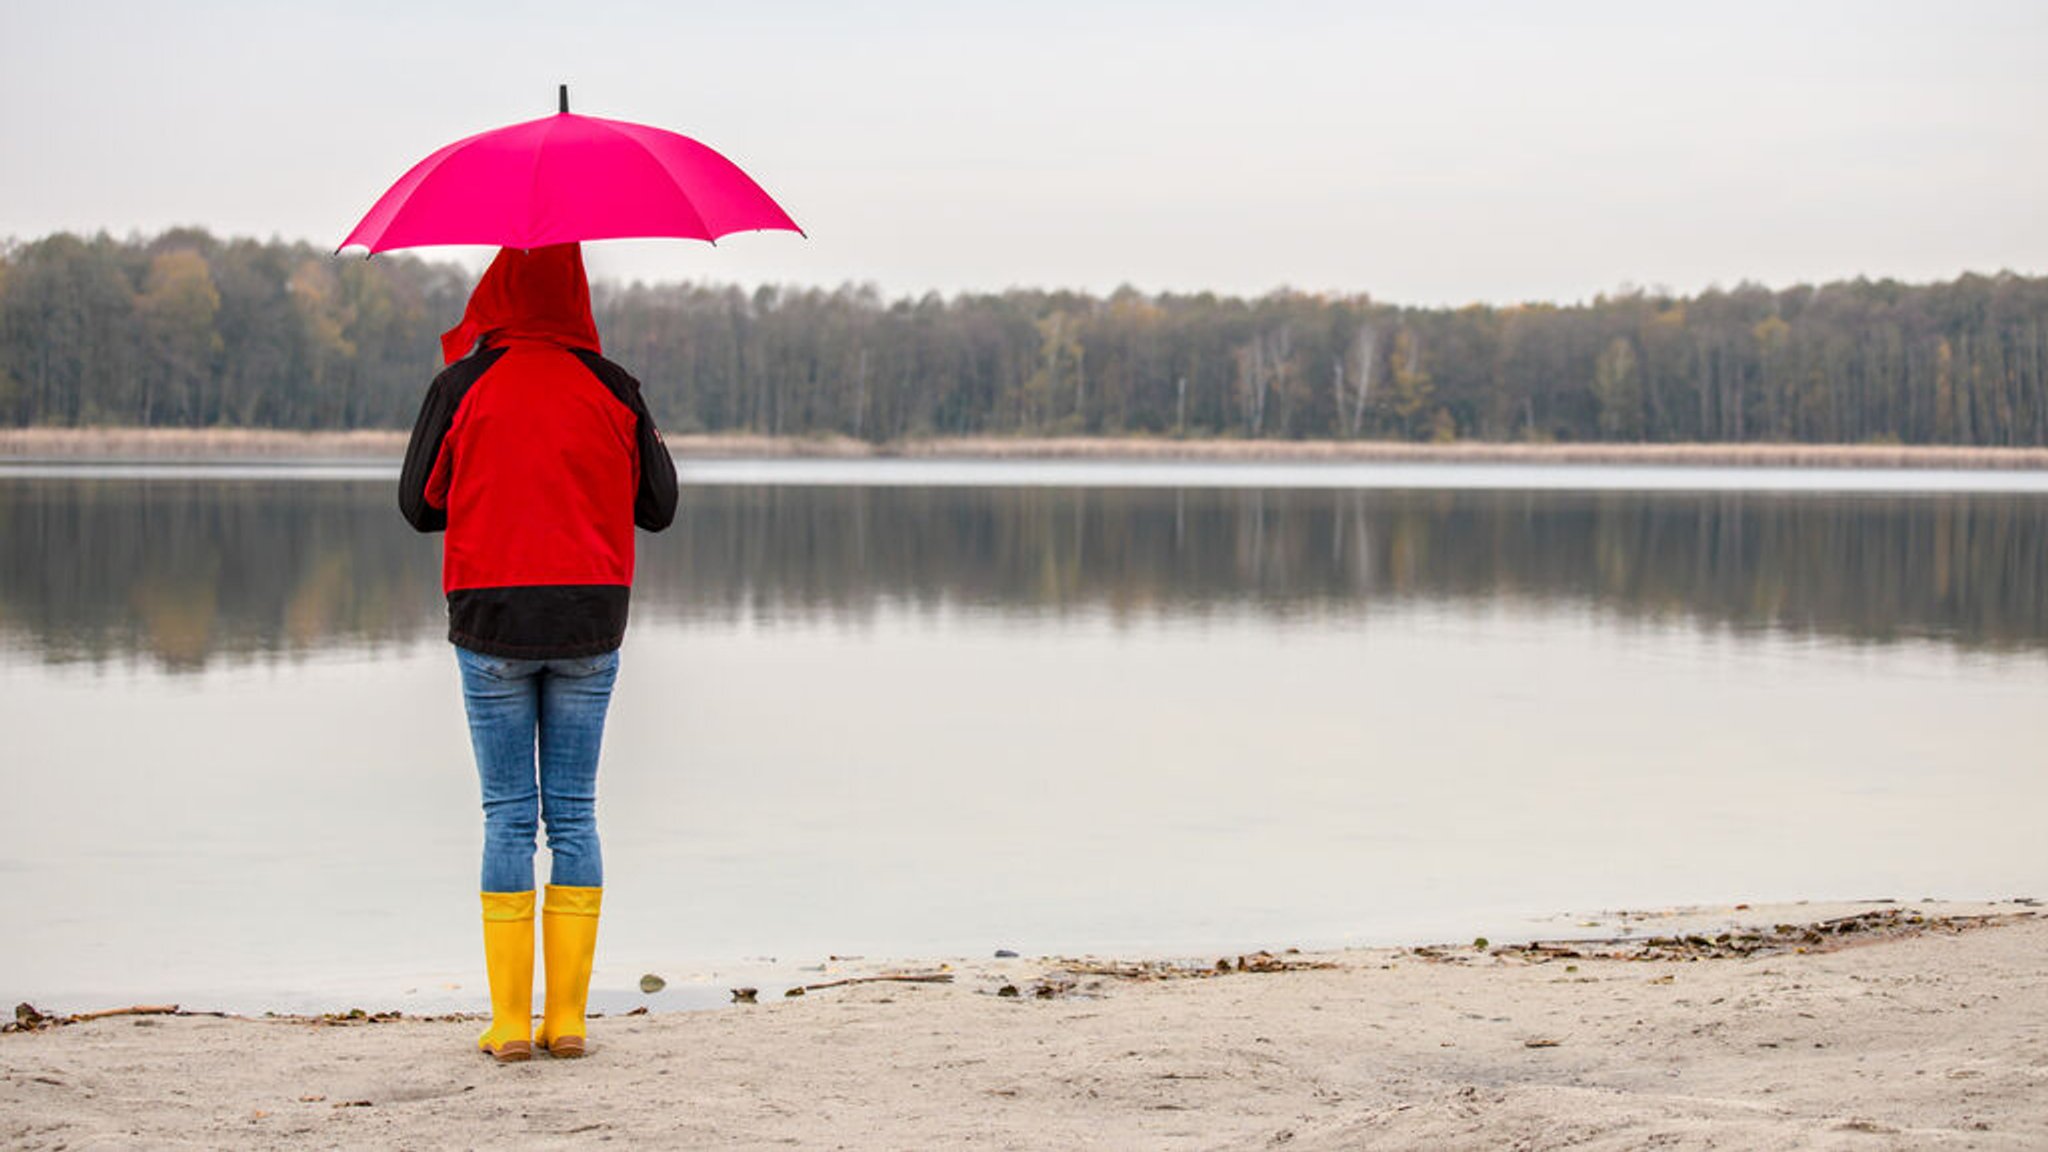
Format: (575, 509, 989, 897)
(5, 901, 2043, 1150)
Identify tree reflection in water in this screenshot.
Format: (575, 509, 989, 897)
(2, 477, 2043, 671)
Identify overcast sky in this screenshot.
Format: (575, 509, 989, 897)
(3, 0, 2043, 305)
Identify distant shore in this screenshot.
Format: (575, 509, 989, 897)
(3, 900, 2042, 1150)
(6, 427, 2048, 470)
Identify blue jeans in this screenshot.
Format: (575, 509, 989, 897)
(455, 646, 620, 893)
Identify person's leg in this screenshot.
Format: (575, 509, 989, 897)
(458, 647, 546, 891)
(536, 651, 617, 887)
(534, 649, 618, 1056)
(455, 646, 543, 1061)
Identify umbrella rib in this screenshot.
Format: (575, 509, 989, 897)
(525, 116, 565, 250)
(339, 143, 461, 254)
(340, 119, 516, 253)
(583, 116, 716, 242)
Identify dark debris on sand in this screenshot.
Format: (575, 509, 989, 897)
(1409, 908, 2039, 966)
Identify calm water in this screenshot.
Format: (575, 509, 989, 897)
(3, 462, 2045, 1013)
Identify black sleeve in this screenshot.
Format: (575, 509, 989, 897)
(633, 401, 680, 532)
(573, 350, 679, 532)
(398, 352, 499, 533)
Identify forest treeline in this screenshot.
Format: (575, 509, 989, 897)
(3, 228, 2046, 445)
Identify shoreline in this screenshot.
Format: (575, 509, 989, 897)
(5, 901, 2043, 1148)
(10, 899, 2030, 1025)
(6, 899, 2030, 1025)
(6, 426, 2048, 470)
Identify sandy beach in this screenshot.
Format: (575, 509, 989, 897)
(5, 901, 2042, 1150)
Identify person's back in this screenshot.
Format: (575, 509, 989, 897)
(399, 243, 676, 1063)
(434, 340, 639, 601)
(401, 245, 676, 656)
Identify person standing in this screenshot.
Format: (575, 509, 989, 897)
(399, 243, 678, 1062)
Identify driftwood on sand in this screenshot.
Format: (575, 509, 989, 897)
(7, 1003, 205, 1033)
(781, 971, 956, 997)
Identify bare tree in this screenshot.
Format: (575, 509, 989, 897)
(1234, 334, 1271, 435)
(852, 346, 870, 439)
(1235, 324, 1295, 436)
(1334, 323, 1376, 436)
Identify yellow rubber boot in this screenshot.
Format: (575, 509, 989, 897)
(536, 884, 602, 1058)
(477, 890, 535, 1062)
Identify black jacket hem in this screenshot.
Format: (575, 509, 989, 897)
(446, 584, 630, 660)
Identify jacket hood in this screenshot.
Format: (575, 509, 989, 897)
(440, 244, 602, 365)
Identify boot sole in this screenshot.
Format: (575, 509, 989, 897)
(481, 1040, 533, 1063)
(541, 1036, 586, 1058)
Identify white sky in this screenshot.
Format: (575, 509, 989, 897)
(3, 0, 2044, 305)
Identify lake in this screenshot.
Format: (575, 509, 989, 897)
(2, 460, 2045, 1014)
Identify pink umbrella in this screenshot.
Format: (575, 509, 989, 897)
(340, 87, 801, 254)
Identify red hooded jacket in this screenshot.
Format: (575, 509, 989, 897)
(399, 245, 678, 658)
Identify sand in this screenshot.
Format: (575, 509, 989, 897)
(4, 901, 2044, 1150)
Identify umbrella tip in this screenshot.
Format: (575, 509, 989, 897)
(559, 84, 569, 114)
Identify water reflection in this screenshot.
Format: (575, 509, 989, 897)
(656, 487, 2048, 653)
(0, 478, 441, 669)
(3, 475, 2045, 669)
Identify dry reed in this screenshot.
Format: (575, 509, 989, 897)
(0, 427, 410, 460)
(5, 427, 2047, 470)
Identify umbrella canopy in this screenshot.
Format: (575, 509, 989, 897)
(340, 88, 801, 254)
